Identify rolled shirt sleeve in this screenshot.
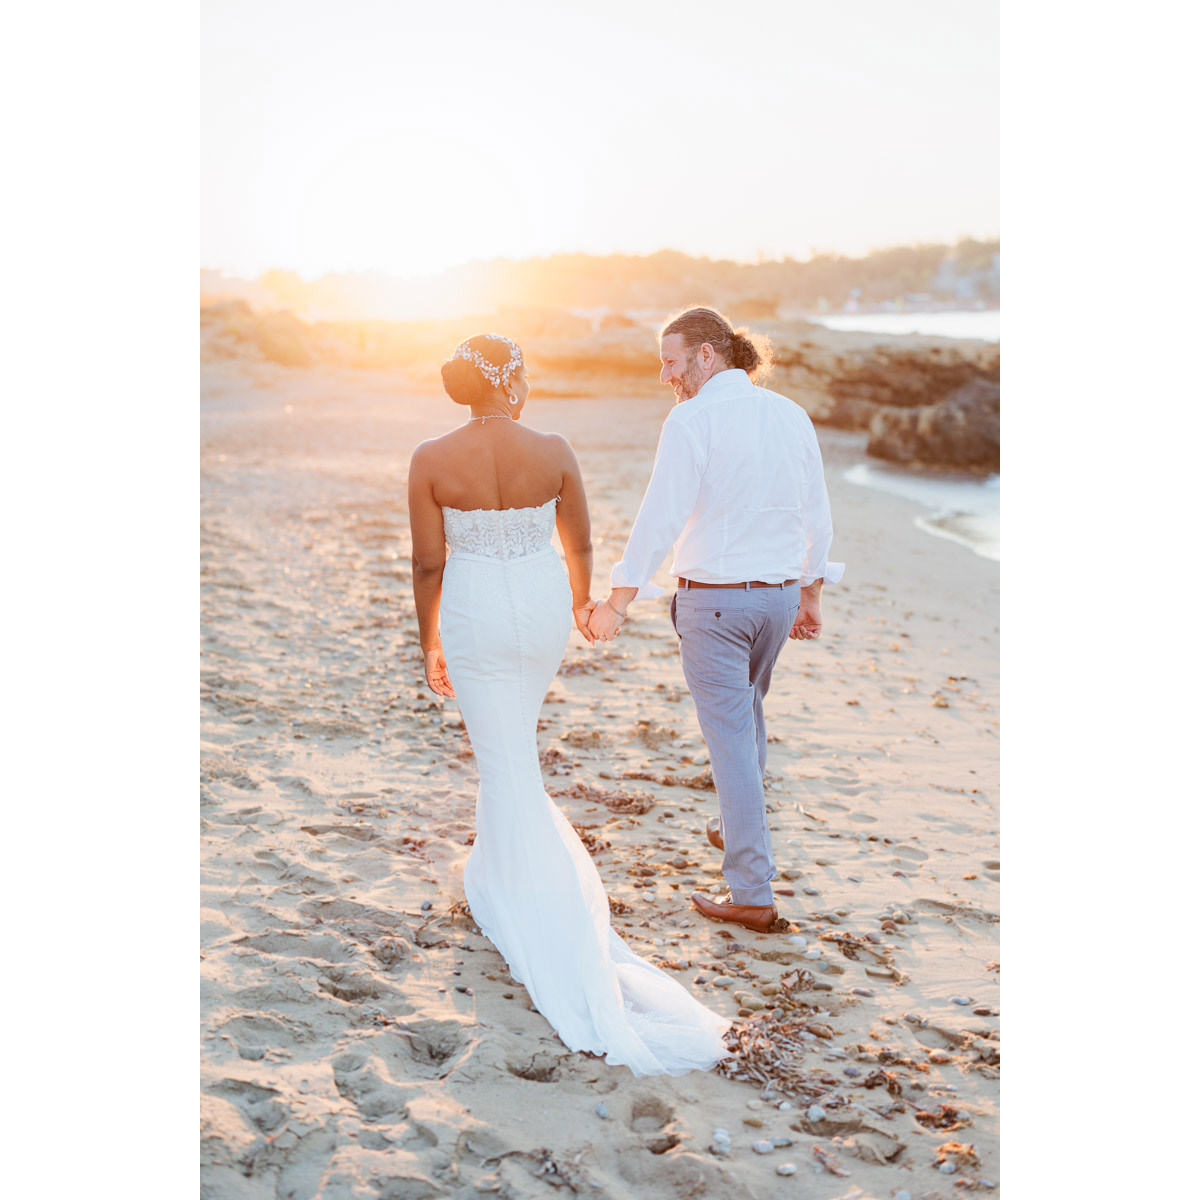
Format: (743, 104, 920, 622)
(610, 417, 704, 600)
(800, 450, 845, 586)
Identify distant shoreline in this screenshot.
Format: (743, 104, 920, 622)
(844, 461, 1000, 561)
(806, 309, 1000, 343)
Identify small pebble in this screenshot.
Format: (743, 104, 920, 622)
(778, 1101, 792, 1111)
(951, 995, 973, 1006)
(844, 1065, 860, 1077)
(807, 1105, 826, 1122)
(752, 1139, 774, 1154)
(420, 900, 433, 911)
(745, 1100, 762, 1110)
(594, 1102, 608, 1119)
(895, 1192, 912, 1200)
(787, 935, 807, 946)
(770, 1137, 794, 1148)
(973, 1006, 994, 1016)
(851, 987, 874, 997)
(939, 1161, 957, 1174)
(803, 886, 820, 896)
(776, 1163, 797, 1176)
(804, 948, 822, 960)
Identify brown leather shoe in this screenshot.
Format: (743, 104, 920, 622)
(691, 890, 779, 933)
(706, 818, 724, 852)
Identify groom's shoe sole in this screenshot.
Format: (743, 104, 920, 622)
(706, 819, 724, 852)
(691, 890, 780, 934)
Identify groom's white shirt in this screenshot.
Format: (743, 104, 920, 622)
(610, 368, 845, 598)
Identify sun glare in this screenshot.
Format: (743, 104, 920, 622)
(284, 130, 535, 279)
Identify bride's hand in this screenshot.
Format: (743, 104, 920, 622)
(573, 600, 598, 645)
(424, 646, 455, 697)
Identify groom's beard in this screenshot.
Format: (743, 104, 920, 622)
(674, 354, 704, 401)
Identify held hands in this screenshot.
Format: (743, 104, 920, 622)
(424, 645, 456, 697)
(587, 597, 625, 643)
(573, 600, 598, 644)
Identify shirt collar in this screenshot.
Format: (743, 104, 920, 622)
(690, 367, 750, 402)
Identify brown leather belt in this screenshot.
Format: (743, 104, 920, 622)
(678, 577, 799, 589)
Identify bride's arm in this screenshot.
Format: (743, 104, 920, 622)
(408, 444, 454, 695)
(553, 437, 595, 642)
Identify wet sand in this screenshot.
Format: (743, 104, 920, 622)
(201, 360, 1000, 1199)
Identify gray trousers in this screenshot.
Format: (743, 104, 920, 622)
(671, 582, 802, 906)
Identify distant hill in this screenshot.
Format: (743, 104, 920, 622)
(201, 240, 999, 323)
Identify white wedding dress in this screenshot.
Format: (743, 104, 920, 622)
(439, 496, 732, 1076)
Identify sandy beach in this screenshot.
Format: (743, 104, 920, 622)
(200, 360, 1000, 1199)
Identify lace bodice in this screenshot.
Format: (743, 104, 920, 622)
(443, 497, 558, 559)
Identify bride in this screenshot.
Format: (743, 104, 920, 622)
(406, 333, 732, 1076)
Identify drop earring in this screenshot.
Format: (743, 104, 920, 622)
(508, 391, 519, 406)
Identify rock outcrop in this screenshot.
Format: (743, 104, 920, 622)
(865, 377, 1000, 472)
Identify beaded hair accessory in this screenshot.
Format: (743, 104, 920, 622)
(445, 334, 523, 389)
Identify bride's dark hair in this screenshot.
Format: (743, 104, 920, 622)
(441, 334, 523, 406)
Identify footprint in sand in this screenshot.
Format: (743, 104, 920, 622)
(332, 1051, 418, 1126)
(299, 822, 383, 844)
(204, 1077, 288, 1136)
(233, 930, 358, 964)
(505, 1051, 563, 1083)
(316, 960, 410, 1008)
(629, 1095, 683, 1154)
(215, 1012, 309, 1060)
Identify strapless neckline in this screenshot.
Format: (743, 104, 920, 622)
(441, 496, 559, 515)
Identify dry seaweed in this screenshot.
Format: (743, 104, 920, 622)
(570, 823, 611, 856)
(714, 1010, 841, 1099)
(550, 781, 655, 814)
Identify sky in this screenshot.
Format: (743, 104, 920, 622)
(201, 0, 999, 279)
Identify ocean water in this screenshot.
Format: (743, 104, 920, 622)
(808, 310, 1000, 342)
(844, 463, 1000, 562)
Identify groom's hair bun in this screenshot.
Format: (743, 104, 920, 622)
(441, 334, 521, 406)
(659, 307, 773, 381)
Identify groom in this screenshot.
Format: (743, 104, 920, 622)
(587, 307, 843, 934)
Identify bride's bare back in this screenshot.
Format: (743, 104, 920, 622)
(420, 419, 576, 512)
(407, 341, 595, 685)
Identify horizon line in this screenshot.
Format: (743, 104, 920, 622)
(201, 236, 1001, 284)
